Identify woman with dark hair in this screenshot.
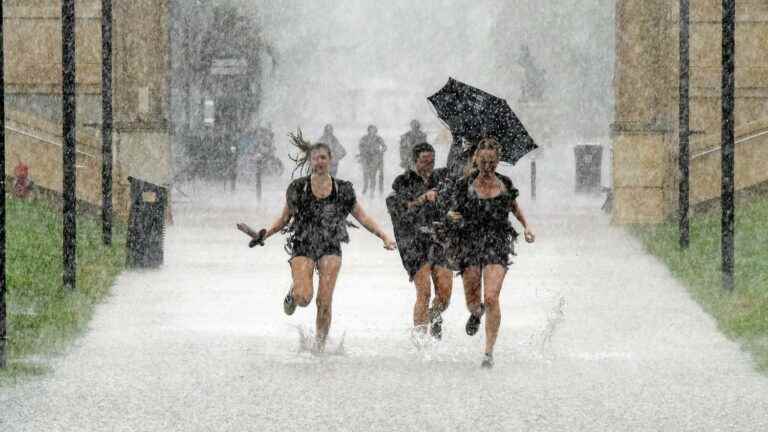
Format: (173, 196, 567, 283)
(389, 142, 453, 339)
(447, 137, 535, 368)
(238, 141, 396, 351)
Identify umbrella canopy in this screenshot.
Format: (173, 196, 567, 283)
(428, 77, 538, 167)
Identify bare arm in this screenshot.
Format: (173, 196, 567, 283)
(511, 200, 535, 243)
(406, 190, 437, 209)
(351, 202, 396, 249)
(511, 200, 529, 228)
(264, 204, 292, 239)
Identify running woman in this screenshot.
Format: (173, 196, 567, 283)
(238, 141, 396, 351)
(447, 137, 535, 368)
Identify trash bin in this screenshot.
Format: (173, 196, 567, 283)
(574, 145, 603, 193)
(127, 177, 167, 268)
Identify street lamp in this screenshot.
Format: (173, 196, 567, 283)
(62, 0, 77, 290)
(679, 0, 690, 249)
(102, 0, 113, 246)
(721, 0, 736, 291)
(1, 0, 8, 369)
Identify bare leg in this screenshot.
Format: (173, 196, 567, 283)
(369, 167, 377, 196)
(315, 255, 342, 350)
(362, 166, 370, 194)
(289, 257, 316, 307)
(431, 266, 453, 313)
(462, 266, 483, 316)
(412, 263, 433, 331)
(377, 162, 384, 194)
(482, 264, 507, 354)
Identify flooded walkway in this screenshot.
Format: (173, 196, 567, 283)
(2, 170, 768, 431)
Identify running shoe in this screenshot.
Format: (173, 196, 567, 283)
(465, 304, 485, 336)
(429, 307, 443, 340)
(283, 287, 296, 316)
(481, 352, 494, 369)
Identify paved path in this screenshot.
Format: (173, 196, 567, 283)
(2, 170, 768, 431)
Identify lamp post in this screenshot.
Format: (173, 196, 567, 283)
(102, 0, 113, 246)
(0, 0, 8, 369)
(62, 0, 77, 290)
(721, 0, 736, 291)
(679, 0, 690, 249)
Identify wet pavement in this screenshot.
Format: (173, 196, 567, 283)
(2, 161, 768, 431)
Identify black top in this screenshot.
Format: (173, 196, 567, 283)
(390, 167, 450, 226)
(451, 172, 519, 236)
(284, 176, 357, 244)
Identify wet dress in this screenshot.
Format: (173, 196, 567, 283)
(389, 168, 451, 280)
(283, 176, 357, 262)
(450, 172, 519, 272)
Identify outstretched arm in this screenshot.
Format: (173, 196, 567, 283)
(263, 204, 292, 239)
(511, 200, 535, 243)
(351, 203, 396, 250)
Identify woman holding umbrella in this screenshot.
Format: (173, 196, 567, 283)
(447, 137, 535, 368)
(238, 137, 396, 352)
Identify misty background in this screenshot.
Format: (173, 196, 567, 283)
(169, 0, 615, 184)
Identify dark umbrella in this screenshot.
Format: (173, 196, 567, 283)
(428, 77, 537, 170)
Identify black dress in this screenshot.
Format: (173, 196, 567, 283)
(450, 172, 519, 272)
(388, 168, 451, 280)
(283, 176, 357, 262)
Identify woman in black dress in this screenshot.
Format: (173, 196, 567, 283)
(447, 138, 535, 368)
(239, 142, 396, 351)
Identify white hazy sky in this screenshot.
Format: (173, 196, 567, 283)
(219, 0, 615, 140)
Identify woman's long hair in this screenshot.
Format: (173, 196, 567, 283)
(288, 129, 332, 178)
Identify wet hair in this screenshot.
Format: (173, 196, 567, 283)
(310, 142, 332, 159)
(412, 142, 435, 162)
(475, 137, 502, 156)
(289, 128, 333, 177)
(462, 137, 501, 177)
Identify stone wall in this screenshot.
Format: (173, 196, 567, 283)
(613, 0, 768, 224)
(2, 0, 172, 210)
(4, 109, 131, 219)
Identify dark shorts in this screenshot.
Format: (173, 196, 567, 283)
(289, 238, 342, 264)
(404, 236, 450, 280)
(456, 233, 512, 274)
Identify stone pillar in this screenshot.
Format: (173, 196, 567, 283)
(612, 0, 675, 224)
(113, 0, 171, 207)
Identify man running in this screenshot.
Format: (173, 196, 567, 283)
(388, 142, 453, 339)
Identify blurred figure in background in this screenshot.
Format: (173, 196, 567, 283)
(399, 119, 428, 172)
(358, 125, 387, 196)
(317, 124, 347, 176)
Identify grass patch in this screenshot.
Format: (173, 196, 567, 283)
(629, 198, 768, 371)
(0, 195, 126, 385)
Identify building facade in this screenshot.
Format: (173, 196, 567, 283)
(3, 0, 171, 216)
(613, 1, 768, 223)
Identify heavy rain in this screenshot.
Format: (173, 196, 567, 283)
(1, 0, 768, 430)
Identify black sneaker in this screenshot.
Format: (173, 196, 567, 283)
(283, 290, 296, 316)
(465, 304, 485, 336)
(429, 308, 443, 340)
(481, 352, 494, 369)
